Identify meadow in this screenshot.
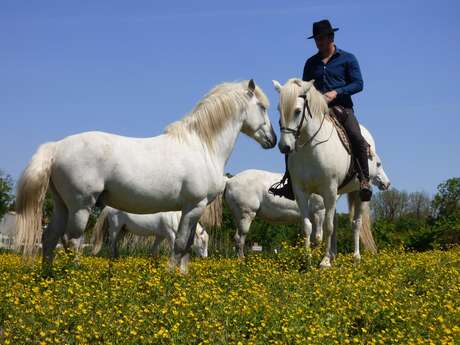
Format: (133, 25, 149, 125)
(0, 246, 459, 344)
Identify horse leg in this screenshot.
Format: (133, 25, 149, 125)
(42, 185, 68, 273)
(65, 208, 90, 242)
(170, 200, 207, 274)
(313, 209, 325, 245)
(179, 253, 190, 273)
(319, 192, 337, 269)
(234, 212, 254, 258)
(349, 191, 362, 262)
(294, 188, 312, 250)
(150, 236, 164, 257)
(109, 222, 123, 259)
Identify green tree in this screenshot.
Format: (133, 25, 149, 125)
(432, 177, 460, 219)
(0, 171, 14, 218)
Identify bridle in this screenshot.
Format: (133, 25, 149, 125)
(279, 93, 328, 148)
(279, 94, 311, 139)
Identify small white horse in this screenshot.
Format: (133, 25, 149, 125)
(225, 164, 390, 257)
(91, 207, 209, 259)
(273, 78, 389, 268)
(224, 170, 325, 257)
(15, 79, 276, 273)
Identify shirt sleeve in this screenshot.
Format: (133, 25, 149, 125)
(336, 54, 363, 96)
(302, 59, 313, 81)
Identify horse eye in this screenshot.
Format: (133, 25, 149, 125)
(294, 109, 301, 116)
(377, 162, 382, 167)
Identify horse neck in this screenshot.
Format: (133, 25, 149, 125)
(297, 110, 351, 177)
(206, 112, 244, 172)
(301, 110, 334, 147)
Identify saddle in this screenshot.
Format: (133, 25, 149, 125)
(328, 106, 373, 190)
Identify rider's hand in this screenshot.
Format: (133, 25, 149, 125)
(324, 90, 338, 103)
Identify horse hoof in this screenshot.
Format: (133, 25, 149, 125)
(353, 254, 361, 263)
(319, 258, 332, 269)
(167, 257, 178, 272)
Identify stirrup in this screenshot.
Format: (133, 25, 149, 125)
(269, 178, 295, 200)
(359, 180, 372, 202)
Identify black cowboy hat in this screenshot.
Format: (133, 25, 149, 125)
(307, 19, 339, 39)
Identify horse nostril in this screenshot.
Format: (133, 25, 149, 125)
(280, 144, 291, 154)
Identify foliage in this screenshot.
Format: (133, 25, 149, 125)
(0, 171, 14, 219)
(0, 247, 459, 344)
(432, 177, 460, 219)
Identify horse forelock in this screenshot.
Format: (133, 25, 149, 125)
(165, 81, 269, 152)
(279, 79, 302, 126)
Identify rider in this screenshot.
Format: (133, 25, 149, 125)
(270, 19, 372, 202)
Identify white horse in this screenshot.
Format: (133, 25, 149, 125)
(91, 207, 209, 259)
(15, 79, 276, 273)
(273, 78, 389, 268)
(224, 170, 324, 257)
(225, 164, 390, 257)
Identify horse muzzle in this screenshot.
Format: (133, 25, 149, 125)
(278, 137, 294, 154)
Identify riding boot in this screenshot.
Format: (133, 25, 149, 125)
(355, 145, 372, 202)
(269, 154, 295, 200)
(337, 107, 372, 202)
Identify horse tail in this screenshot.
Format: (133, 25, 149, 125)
(15, 142, 57, 260)
(200, 193, 224, 230)
(91, 207, 110, 255)
(360, 202, 377, 253)
(347, 193, 377, 253)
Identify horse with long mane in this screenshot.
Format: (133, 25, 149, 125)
(15, 79, 276, 273)
(91, 207, 209, 259)
(273, 78, 389, 268)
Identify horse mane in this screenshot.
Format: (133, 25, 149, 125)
(280, 78, 328, 124)
(165, 81, 269, 152)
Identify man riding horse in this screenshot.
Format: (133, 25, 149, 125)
(270, 19, 372, 202)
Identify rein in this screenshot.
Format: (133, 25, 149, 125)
(280, 93, 329, 148)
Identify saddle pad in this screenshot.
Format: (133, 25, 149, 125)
(327, 110, 352, 155)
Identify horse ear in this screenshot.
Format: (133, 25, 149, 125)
(248, 79, 256, 93)
(272, 80, 282, 93)
(301, 80, 315, 94)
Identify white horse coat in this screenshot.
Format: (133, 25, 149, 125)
(92, 207, 209, 258)
(15, 80, 276, 273)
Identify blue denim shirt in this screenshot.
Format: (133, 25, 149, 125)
(302, 47, 363, 109)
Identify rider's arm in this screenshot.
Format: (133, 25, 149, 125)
(302, 58, 313, 81)
(335, 54, 363, 96)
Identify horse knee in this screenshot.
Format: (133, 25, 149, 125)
(66, 209, 90, 239)
(174, 237, 188, 254)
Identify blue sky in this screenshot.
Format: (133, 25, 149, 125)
(1, 0, 459, 210)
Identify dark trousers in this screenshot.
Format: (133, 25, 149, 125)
(333, 107, 369, 180)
